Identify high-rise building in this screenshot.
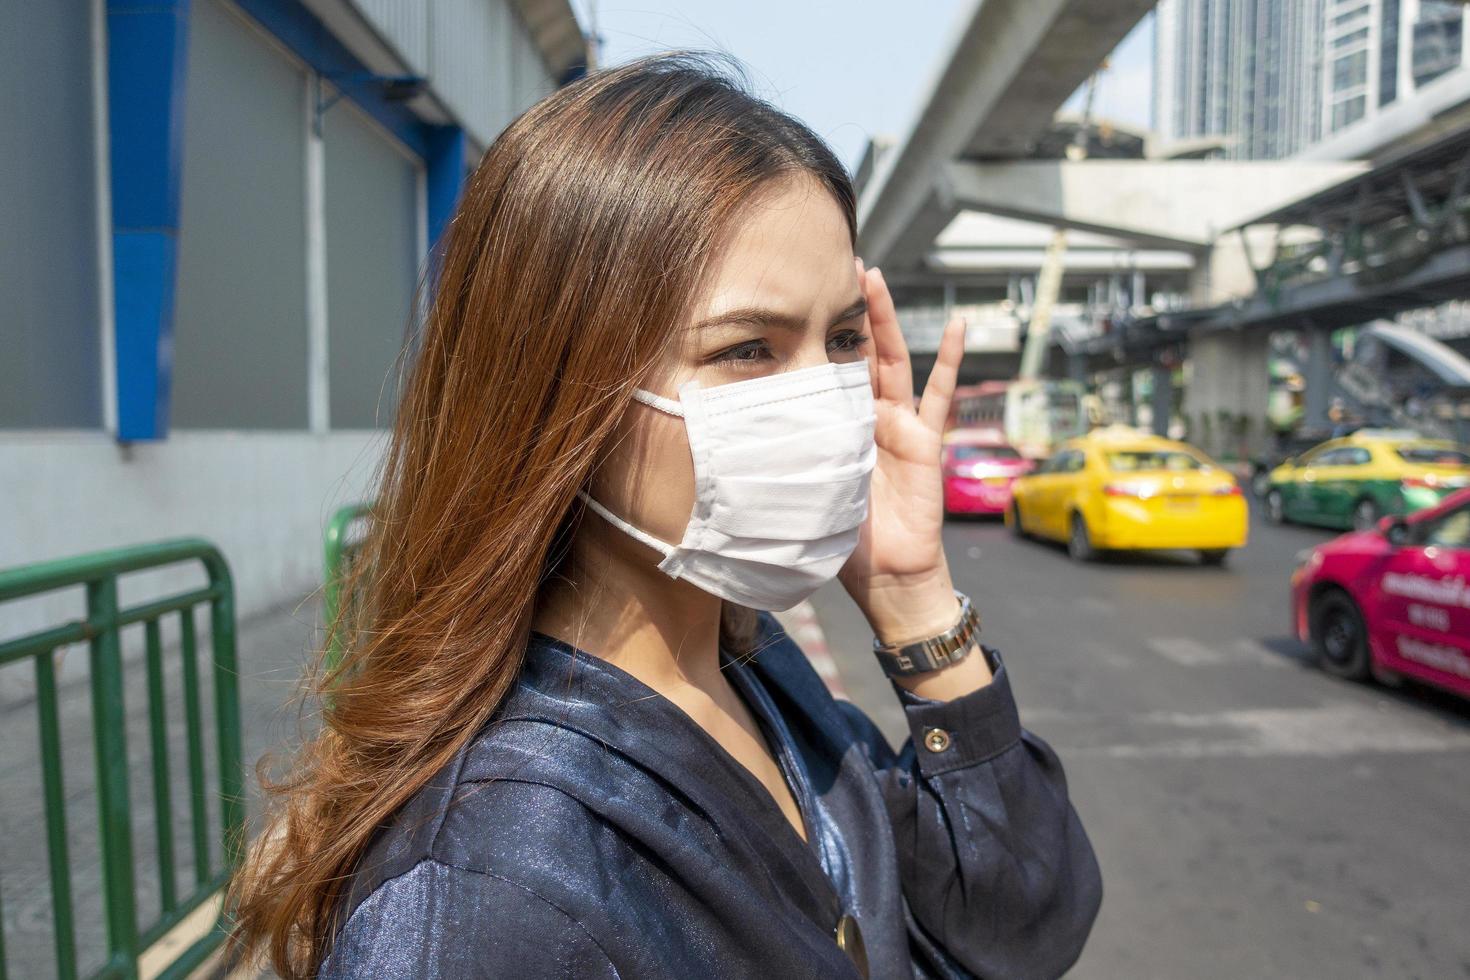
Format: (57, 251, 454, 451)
(1154, 0, 1467, 159)
(1154, 0, 1326, 159)
(1412, 0, 1465, 87)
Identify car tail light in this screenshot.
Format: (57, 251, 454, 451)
(1211, 484, 1243, 496)
(1403, 475, 1438, 489)
(1104, 483, 1150, 498)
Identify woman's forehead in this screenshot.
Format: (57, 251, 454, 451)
(693, 179, 854, 322)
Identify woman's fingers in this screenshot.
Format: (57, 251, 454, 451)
(855, 257, 881, 395)
(860, 266, 914, 406)
(917, 314, 967, 433)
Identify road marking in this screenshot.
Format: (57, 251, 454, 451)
(1147, 636, 1294, 669)
(1148, 637, 1225, 666)
(1045, 704, 1470, 759)
(1093, 649, 1135, 669)
(1230, 638, 1291, 669)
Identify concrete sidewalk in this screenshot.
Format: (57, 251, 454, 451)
(0, 589, 321, 979)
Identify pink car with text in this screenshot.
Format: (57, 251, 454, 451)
(1292, 488, 1470, 700)
(942, 428, 1033, 517)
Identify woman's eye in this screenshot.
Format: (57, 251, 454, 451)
(711, 340, 773, 365)
(828, 330, 870, 353)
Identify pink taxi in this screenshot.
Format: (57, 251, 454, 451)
(1292, 488, 1470, 699)
(942, 429, 1033, 517)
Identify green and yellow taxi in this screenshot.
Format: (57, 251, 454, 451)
(1264, 429, 1470, 531)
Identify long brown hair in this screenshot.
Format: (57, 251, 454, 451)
(225, 51, 856, 977)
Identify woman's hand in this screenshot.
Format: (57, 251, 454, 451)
(837, 258, 968, 647)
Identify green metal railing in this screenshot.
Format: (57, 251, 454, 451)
(323, 503, 372, 672)
(0, 539, 243, 980)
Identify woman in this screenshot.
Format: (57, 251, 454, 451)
(227, 53, 1102, 979)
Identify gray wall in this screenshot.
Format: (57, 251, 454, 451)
(430, 0, 557, 146)
(2, 0, 569, 434)
(0, 0, 103, 428)
(324, 103, 420, 429)
(172, 0, 309, 429)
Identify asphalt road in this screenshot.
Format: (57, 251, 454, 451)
(808, 507, 1470, 980)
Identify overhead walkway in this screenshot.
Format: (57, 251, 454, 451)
(1076, 126, 1470, 361)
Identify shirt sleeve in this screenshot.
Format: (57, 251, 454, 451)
(319, 857, 620, 979)
(834, 648, 1103, 980)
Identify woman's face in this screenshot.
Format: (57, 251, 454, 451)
(589, 175, 870, 556)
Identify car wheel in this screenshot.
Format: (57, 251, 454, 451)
(1199, 549, 1229, 567)
(1266, 489, 1285, 525)
(1351, 497, 1380, 531)
(1250, 469, 1271, 499)
(1310, 590, 1371, 681)
(1067, 513, 1097, 562)
(1009, 501, 1026, 538)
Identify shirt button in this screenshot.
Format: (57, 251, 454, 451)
(834, 912, 869, 978)
(923, 727, 952, 753)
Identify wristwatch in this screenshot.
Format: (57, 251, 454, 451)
(872, 590, 982, 676)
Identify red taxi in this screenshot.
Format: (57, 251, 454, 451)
(942, 429, 1032, 516)
(1292, 488, 1470, 699)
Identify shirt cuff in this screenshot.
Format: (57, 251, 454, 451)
(890, 646, 1022, 776)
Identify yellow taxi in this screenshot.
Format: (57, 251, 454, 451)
(1007, 425, 1249, 565)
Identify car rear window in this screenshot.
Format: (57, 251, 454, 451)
(1396, 445, 1470, 466)
(1106, 450, 1206, 472)
(952, 445, 1021, 460)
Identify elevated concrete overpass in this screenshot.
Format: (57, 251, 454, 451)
(1076, 127, 1470, 358)
(856, 0, 1362, 272)
(856, 0, 1158, 272)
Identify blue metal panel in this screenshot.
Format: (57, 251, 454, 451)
(113, 232, 179, 439)
(108, 0, 190, 441)
(231, 0, 430, 158)
(426, 125, 467, 256)
(560, 58, 589, 85)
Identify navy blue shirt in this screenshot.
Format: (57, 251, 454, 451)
(320, 613, 1101, 978)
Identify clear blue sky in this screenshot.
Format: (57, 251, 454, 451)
(567, 1, 1155, 173)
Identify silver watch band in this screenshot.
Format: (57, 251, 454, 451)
(871, 590, 982, 676)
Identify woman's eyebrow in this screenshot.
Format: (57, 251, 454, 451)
(693, 296, 868, 332)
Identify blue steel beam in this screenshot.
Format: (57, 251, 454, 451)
(108, 0, 191, 442)
(426, 125, 468, 257)
(232, 0, 428, 158)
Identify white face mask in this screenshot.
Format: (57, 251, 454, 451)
(578, 358, 877, 611)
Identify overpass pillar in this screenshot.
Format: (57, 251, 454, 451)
(1302, 327, 1334, 430)
(1150, 362, 1172, 437)
(1068, 352, 1089, 385)
(1183, 330, 1271, 462)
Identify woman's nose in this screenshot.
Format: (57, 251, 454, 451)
(790, 336, 851, 371)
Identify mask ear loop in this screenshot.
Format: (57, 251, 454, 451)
(632, 389, 684, 416)
(575, 490, 680, 564)
(572, 384, 692, 574)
